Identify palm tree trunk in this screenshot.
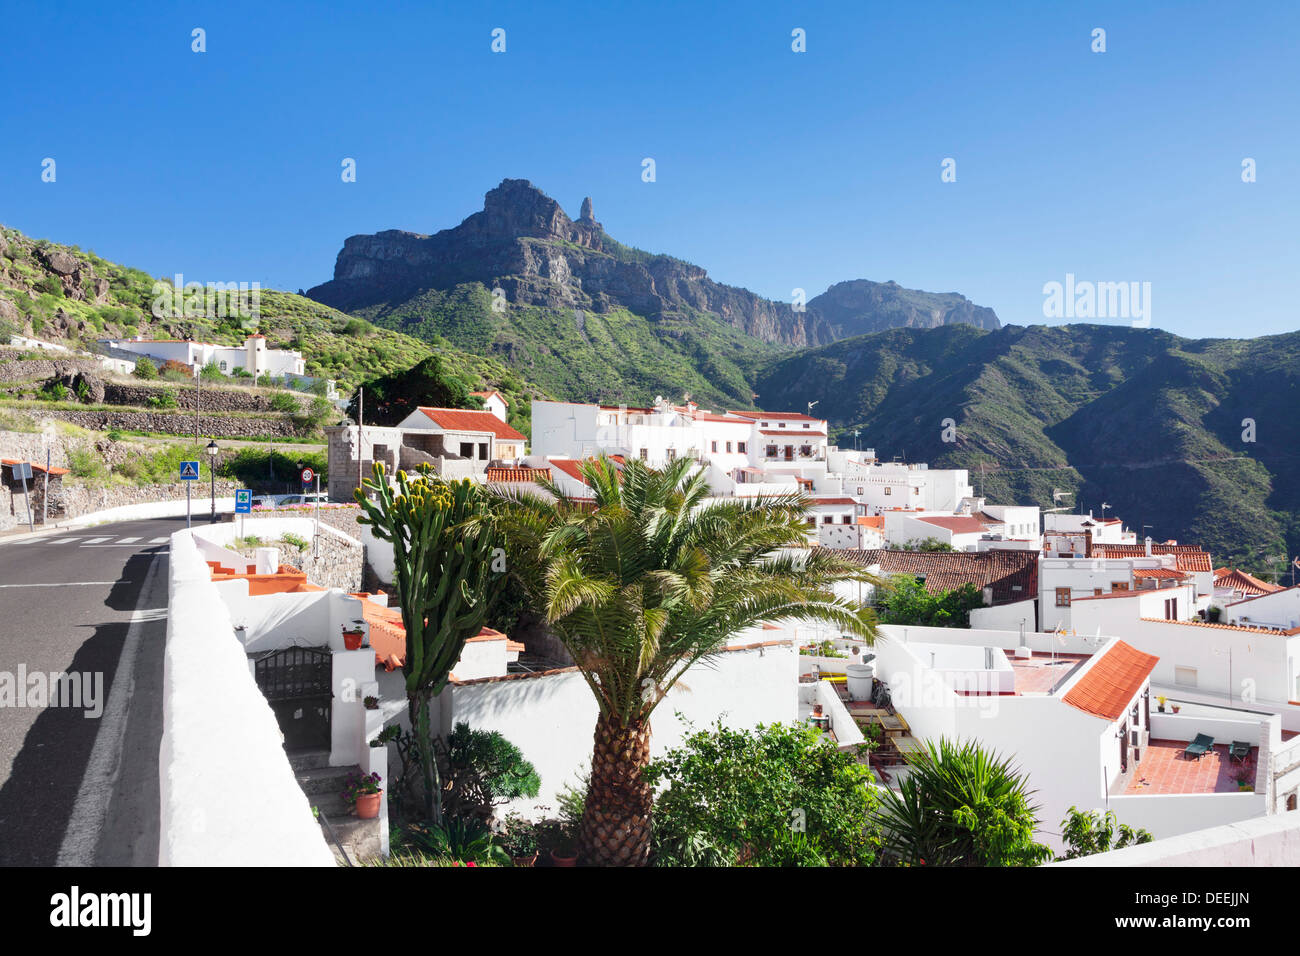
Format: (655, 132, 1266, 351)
(578, 712, 654, 866)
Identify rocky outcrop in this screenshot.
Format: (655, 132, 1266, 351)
(809, 280, 1001, 336)
(308, 179, 836, 347)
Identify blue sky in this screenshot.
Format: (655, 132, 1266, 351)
(2, 1, 1296, 338)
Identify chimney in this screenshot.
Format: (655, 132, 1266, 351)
(1144, 535, 1152, 557)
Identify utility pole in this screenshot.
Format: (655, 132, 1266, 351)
(194, 366, 201, 449)
(357, 386, 364, 496)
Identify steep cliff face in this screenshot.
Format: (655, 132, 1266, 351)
(308, 179, 834, 347)
(809, 279, 1001, 337)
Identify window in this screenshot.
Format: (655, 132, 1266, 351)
(841, 515, 851, 524)
(800, 445, 812, 457)
(219, 360, 227, 371)
(738, 442, 746, 454)
(802, 423, 810, 429)
(478, 443, 488, 460)
(1055, 588, 1071, 607)
(639, 448, 648, 460)
(1164, 597, 1178, 620)
(806, 517, 816, 527)
(857, 487, 863, 494)
(822, 516, 832, 525)
(1094, 588, 1103, 596)
(459, 442, 474, 458)
(1174, 666, 1197, 688)
(884, 487, 892, 496)
(711, 441, 718, 453)
(912, 487, 920, 495)
(666, 448, 677, 461)
(765, 445, 777, 457)
(1111, 581, 1128, 591)
(725, 441, 733, 453)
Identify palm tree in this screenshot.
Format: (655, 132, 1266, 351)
(876, 737, 1053, 866)
(484, 455, 878, 866)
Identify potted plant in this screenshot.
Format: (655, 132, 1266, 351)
(1171, 704, 1181, 714)
(363, 695, 379, 710)
(342, 621, 365, 650)
(1156, 695, 1167, 713)
(500, 813, 540, 867)
(812, 702, 824, 717)
(539, 820, 578, 866)
(342, 770, 383, 819)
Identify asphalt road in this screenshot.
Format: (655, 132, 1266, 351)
(0, 516, 183, 866)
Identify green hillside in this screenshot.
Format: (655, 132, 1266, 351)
(754, 324, 1300, 570)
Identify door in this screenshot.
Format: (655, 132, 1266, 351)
(253, 646, 333, 751)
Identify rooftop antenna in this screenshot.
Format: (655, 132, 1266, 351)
(807, 400, 819, 417)
(1100, 501, 1111, 521)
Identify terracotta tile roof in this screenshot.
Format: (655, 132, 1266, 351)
(1138, 617, 1300, 636)
(2, 458, 70, 477)
(417, 407, 526, 441)
(728, 410, 824, 423)
(1132, 568, 1188, 580)
(811, 497, 857, 506)
(1062, 640, 1159, 720)
(1096, 544, 1212, 572)
(485, 466, 548, 483)
(857, 516, 885, 528)
(916, 515, 988, 535)
(469, 390, 508, 405)
(1214, 568, 1282, 597)
(821, 547, 1037, 604)
(691, 412, 749, 423)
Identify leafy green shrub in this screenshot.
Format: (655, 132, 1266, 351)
(198, 361, 224, 381)
(34, 276, 64, 297)
(342, 317, 372, 337)
(876, 737, 1052, 867)
(41, 382, 68, 402)
(439, 722, 541, 823)
(1057, 807, 1153, 861)
(269, 391, 298, 413)
(133, 357, 157, 380)
(66, 448, 106, 480)
(147, 392, 178, 409)
(280, 532, 309, 552)
(106, 429, 124, 443)
(230, 367, 252, 379)
(876, 576, 983, 628)
(75, 379, 90, 403)
(644, 720, 881, 867)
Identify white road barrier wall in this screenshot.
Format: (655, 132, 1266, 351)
(159, 528, 334, 866)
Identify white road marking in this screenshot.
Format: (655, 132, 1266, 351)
(149, 537, 168, 544)
(0, 581, 121, 588)
(51, 537, 81, 544)
(116, 537, 141, 544)
(81, 536, 110, 544)
(57, 554, 166, 867)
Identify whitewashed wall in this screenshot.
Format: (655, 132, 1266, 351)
(1051, 811, 1300, 867)
(159, 529, 334, 866)
(969, 598, 1038, 632)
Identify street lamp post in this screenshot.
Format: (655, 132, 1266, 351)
(206, 440, 219, 522)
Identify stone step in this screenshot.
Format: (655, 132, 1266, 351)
(296, 763, 361, 797)
(288, 748, 331, 772)
(316, 805, 383, 864)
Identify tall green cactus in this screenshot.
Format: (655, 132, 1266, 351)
(356, 462, 504, 822)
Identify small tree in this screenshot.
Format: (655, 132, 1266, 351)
(355, 464, 505, 823)
(198, 360, 224, 380)
(877, 737, 1052, 866)
(439, 722, 541, 823)
(1057, 807, 1153, 860)
(876, 575, 983, 627)
(133, 357, 157, 380)
(644, 720, 881, 867)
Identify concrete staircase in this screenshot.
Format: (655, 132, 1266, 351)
(290, 749, 383, 864)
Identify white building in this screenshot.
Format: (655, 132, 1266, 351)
(469, 390, 509, 422)
(102, 333, 306, 379)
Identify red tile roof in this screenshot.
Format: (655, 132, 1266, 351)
(1225, 582, 1297, 607)
(1214, 567, 1282, 597)
(916, 515, 988, 535)
(1096, 544, 1212, 572)
(417, 407, 526, 441)
(823, 547, 1038, 604)
(485, 466, 548, 483)
(2, 458, 70, 477)
(1062, 640, 1158, 720)
(811, 497, 857, 506)
(1139, 617, 1300, 636)
(1132, 568, 1188, 580)
(469, 390, 508, 405)
(729, 410, 824, 423)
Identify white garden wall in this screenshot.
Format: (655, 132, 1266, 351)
(159, 528, 334, 866)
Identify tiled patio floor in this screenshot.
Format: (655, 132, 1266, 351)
(1004, 651, 1090, 694)
(1124, 739, 1254, 795)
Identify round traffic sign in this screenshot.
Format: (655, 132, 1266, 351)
(301, 467, 315, 484)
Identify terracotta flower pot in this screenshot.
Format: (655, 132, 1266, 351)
(512, 852, 538, 868)
(343, 630, 363, 650)
(549, 848, 578, 867)
(354, 790, 382, 819)
(812, 704, 824, 717)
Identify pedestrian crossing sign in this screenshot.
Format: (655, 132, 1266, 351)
(179, 460, 200, 480)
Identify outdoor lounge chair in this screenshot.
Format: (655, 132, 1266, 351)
(1183, 733, 1214, 760)
(1229, 741, 1252, 763)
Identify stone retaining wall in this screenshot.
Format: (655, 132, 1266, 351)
(32, 408, 303, 438)
(232, 512, 363, 591)
(102, 382, 311, 414)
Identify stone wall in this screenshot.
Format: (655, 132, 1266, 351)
(31, 408, 303, 438)
(0, 354, 101, 383)
(232, 513, 363, 591)
(102, 382, 311, 414)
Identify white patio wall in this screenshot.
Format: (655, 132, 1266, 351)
(1050, 811, 1300, 867)
(159, 528, 334, 866)
(969, 598, 1038, 631)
